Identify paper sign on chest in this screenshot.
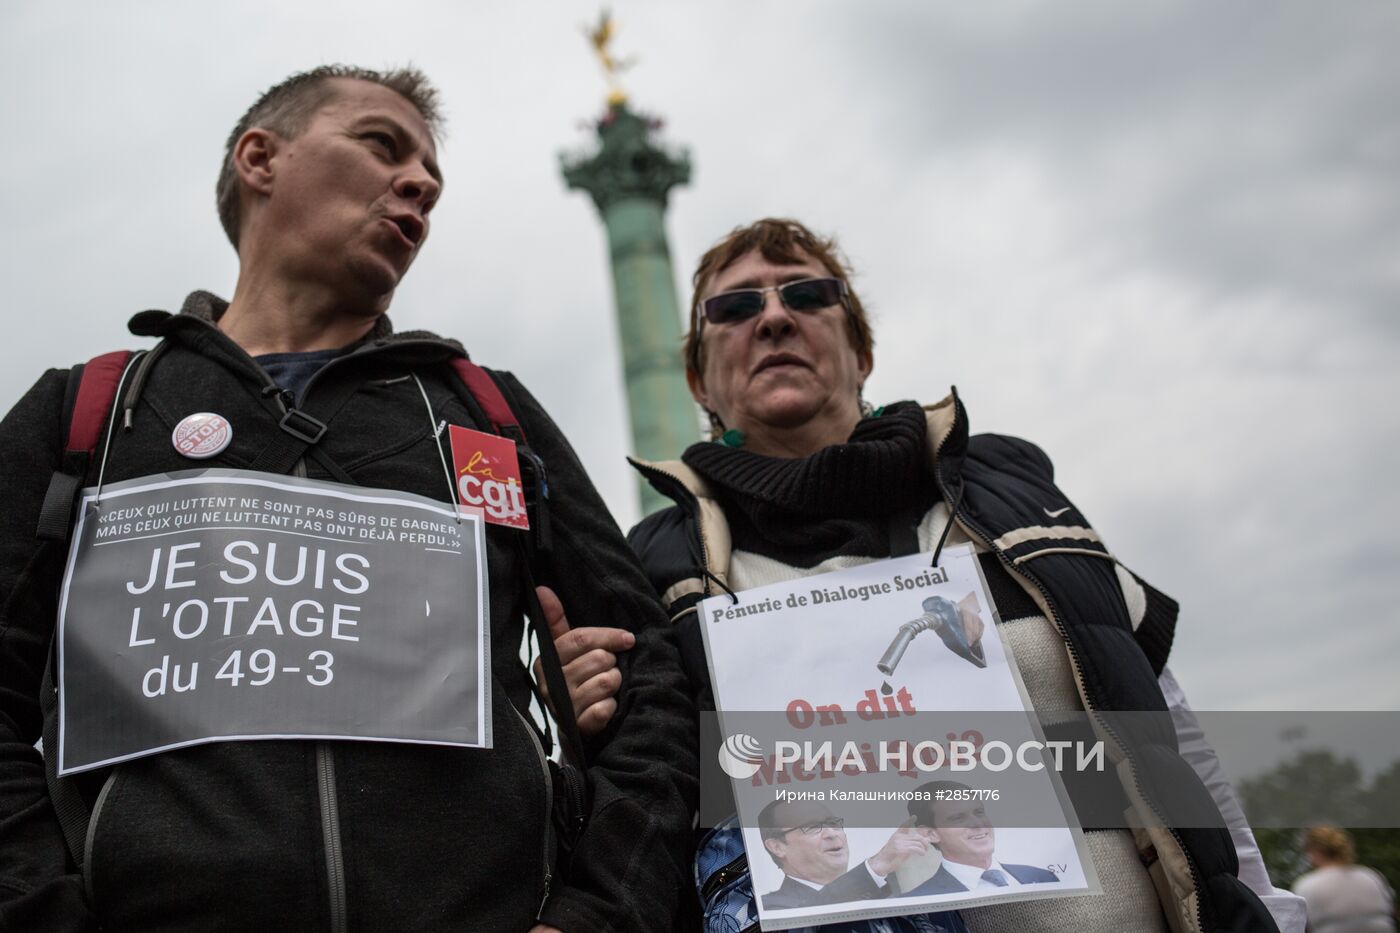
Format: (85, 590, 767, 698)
(700, 546, 1098, 929)
(57, 468, 491, 775)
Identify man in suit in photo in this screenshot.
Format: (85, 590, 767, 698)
(901, 782, 1059, 896)
(759, 799, 930, 910)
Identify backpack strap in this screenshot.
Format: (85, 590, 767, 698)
(41, 646, 89, 870)
(246, 373, 363, 480)
(68, 351, 136, 455)
(450, 357, 521, 437)
(447, 358, 583, 770)
(37, 351, 137, 542)
(448, 358, 552, 553)
(39, 350, 138, 871)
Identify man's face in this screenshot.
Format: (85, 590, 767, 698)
(921, 800, 996, 869)
(689, 249, 871, 444)
(763, 802, 850, 885)
(258, 78, 442, 314)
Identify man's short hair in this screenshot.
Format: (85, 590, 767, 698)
(758, 798, 836, 869)
(684, 217, 875, 379)
(757, 799, 789, 867)
(216, 65, 444, 250)
(908, 780, 975, 835)
(757, 798, 792, 843)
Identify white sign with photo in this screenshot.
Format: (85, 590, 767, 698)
(700, 545, 1097, 930)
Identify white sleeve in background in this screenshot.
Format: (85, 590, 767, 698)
(1159, 666, 1308, 933)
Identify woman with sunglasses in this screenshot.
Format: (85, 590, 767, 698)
(619, 218, 1301, 933)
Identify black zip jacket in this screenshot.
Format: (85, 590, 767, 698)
(627, 395, 1280, 933)
(0, 292, 697, 933)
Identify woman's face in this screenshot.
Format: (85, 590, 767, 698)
(689, 249, 871, 457)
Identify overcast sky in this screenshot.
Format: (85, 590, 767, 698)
(3, 1, 1396, 710)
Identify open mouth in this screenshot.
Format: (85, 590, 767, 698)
(386, 214, 425, 247)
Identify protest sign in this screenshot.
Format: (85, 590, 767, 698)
(700, 545, 1096, 929)
(56, 469, 489, 775)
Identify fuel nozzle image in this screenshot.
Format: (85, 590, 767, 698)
(876, 594, 987, 676)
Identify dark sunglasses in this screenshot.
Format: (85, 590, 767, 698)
(700, 277, 848, 325)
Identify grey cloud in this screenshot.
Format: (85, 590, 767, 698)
(2, 1, 1395, 712)
(844, 1, 1400, 329)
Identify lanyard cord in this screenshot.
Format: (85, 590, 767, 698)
(685, 528, 738, 604)
(931, 482, 965, 568)
(412, 372, 462, 525)
(92, 351, 146, 508)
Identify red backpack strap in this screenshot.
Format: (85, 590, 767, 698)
(447, 358, 547, 544)
(40, 349, 138, 868)
(449, 357, 525, 440)
(38, 350, 136, 542)
(444, 358, 585, 766)
(66, 350, 135, 455)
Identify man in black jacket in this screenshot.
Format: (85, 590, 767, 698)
(0, 65, 694, 933)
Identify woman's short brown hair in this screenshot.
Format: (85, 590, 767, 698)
(684, 218, 874, 378)
(1303, 825, 1357, 864)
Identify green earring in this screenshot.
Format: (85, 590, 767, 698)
(719, 428, 746, 448)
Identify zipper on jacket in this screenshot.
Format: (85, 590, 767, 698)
(289, 431, 347, 933)
(517, 706, 555, 920)
(82, 769, 120, 904)
(699, 852, 748, 903)
(979, 524, 1206, 929)
(556, 759, 586, 838)
(316, 742, 348, 933)
(930, 408, 1207, 932)
(630, 460, 716, 598)
(700, 856, 759, 933)
(283, 429, 346, 933)
(149, 317, 470, 933)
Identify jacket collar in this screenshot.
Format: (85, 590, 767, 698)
(922, 389, 967, 491)
(173, 290, 400, 342)
(126, 291, 468, 372)
(635, 389, 968, 507)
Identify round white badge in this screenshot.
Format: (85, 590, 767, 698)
(172, 412, 232, 459)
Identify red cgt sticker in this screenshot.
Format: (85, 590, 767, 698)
(448, 425, 529, 530)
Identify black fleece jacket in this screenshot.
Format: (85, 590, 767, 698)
(0, 293, 697, 933)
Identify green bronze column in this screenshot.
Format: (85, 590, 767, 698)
(562, 101, 698, 515)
